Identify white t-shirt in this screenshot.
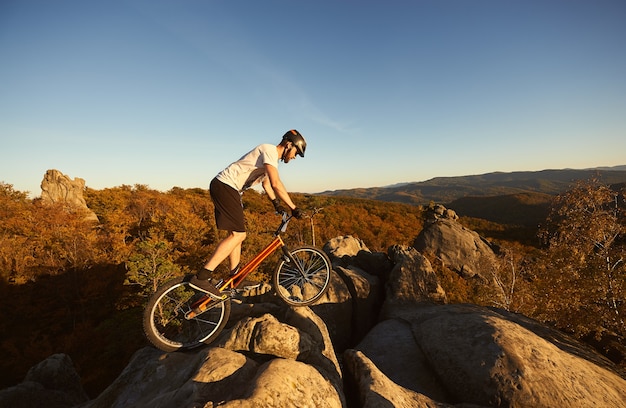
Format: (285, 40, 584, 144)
(216, 144, 279, 192)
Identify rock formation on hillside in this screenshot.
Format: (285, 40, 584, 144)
(3, 227, 626, 407)
(40, 169, 98, 222)
(414, 203, 497, 280)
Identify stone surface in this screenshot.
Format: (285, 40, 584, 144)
(381, 245, 447, 319)
(40, 169, 98, 221)
(349, 303, 626, 408)
(413, 205, 496, 280)
(0, 354, 89, 408)
(343, 349, 464, 408)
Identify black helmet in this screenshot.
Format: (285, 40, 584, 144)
(282, 129, 307, 157)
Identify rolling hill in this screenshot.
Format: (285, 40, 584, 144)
(318, 166, 626, 226)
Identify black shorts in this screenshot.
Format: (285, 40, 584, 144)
(210, 178, 245, 232)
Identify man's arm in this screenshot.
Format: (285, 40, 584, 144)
(262, 163, 297, 210)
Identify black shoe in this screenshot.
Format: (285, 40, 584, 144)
(187, 275, 224, 299)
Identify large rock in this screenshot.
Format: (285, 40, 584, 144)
(40, 169, 98, 221)
(348, 303, 626, 407)
(84, 346, 344, 408)
(348, 319, 450, 402)
(323, 235, 392, 277)
(381, 245, 447, 319)
(217, 313, 315, 359)
(343, 350, 466, 408)
(227, 268, 379, 356)
(311, 269, 354, 350)
(83, 302, 345, 408)
(219, 358, 342, 408)
(324, 235, 370, 260)
(82, 347, 257, 407)
(0, 354, 89, 408)
(312, 265, 382, 351)
(215, 305, 342, 385)
(413, 204, 496, 280)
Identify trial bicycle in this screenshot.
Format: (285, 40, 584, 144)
(143, 212, 332, 352)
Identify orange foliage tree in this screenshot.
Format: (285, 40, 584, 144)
(536, 179, 626, 341)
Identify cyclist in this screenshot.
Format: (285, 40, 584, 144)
(189, 129, 307, 297)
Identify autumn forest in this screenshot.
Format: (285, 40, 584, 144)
(0, 179, 624, 396)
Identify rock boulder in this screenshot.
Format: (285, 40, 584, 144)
(0, 354, 89, 408)
(348, 303, 626, 407)
(40, 169, 98, 221)
(413, 204, 496, 280)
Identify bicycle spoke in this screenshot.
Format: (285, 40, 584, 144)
(143, 278, 231, 351)
(274, 246, 331, 306)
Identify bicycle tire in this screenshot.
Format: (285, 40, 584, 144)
(273, 245, 331, 306)
(143, 276, 231, 352)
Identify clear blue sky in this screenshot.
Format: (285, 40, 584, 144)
(2, 0, 625, 197)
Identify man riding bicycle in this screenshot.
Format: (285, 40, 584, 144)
(189, 129, 307, 297)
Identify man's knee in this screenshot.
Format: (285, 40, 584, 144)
(231, 231, 246, 243)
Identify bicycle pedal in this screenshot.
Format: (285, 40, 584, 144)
(233, 287, 259, 296)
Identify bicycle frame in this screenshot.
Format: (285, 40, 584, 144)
(186, 213, 296, 318)
(219, 234, 284, 291)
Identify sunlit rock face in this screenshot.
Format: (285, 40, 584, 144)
(40, 169, 99, 222)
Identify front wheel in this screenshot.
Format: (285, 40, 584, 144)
(143, 276, 231, 352)
(273, 246, 331, 306)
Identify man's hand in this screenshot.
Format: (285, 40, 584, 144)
(272, 199, 286, 214)
(292, 207, 303, 219)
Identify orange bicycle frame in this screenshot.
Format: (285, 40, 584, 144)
(218, 234, 285, 291)
(187, 235, 286, 317)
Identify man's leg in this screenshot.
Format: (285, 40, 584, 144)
(203, 231, 246, 272)
(228, 241, 242, 272)
(190, 231, 246, 296)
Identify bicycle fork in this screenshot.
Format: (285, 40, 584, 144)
(280, 246, 308, 277)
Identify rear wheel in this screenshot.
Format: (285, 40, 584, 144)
(273, 246, 331, 306)
(143, 276, 231, 352)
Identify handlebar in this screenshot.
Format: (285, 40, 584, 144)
(275, 210, 308, 219)
(273, 206, 323, 236)
(273, 209, 311, 235)
(274, 211, 293, 235)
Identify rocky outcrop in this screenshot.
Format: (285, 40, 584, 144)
(40, 169, 98, 222)
(413, 204, 497, 280)
(0, 354, 89, 408)
(349, 303, 626, 407)
(82, 304, 345, 408)
(344, 350, 457, 408)
(6, 227, 626, 407)
(323, 235, 392, 277)
(381, 245, 447, 319)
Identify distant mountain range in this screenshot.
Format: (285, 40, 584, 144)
(317, 166, 626, 226)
